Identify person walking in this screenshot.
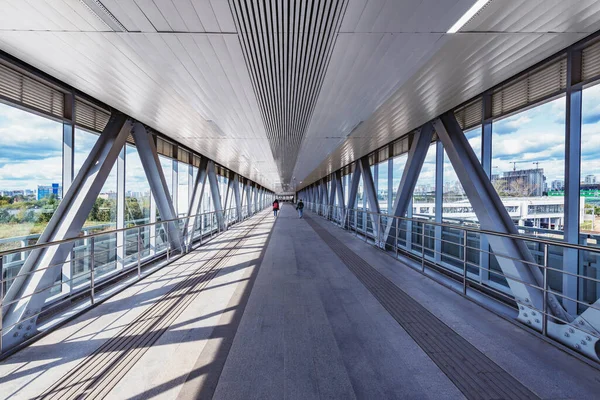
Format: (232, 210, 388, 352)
(296, 199, 304, 218)
(272, 199, 280, 218)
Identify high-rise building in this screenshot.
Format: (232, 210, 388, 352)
(37, 183, 62, 200)
(491, 168, 546, 197)
(585, 174, 597, 184)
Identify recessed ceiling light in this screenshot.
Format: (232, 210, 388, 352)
(447, 0, 490, 34)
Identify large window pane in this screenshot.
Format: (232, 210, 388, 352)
(72, 128, 118, 285)
(0, 104, 63, 291)
(492, 98, 566, 234)
(412, 143, 436, 255)
(178, 162, 190, 217)
(0, 103, 63, 242)
(125, 145, 151, 262)
(377, 161, 388, 213)
(581, 84, 600, 236)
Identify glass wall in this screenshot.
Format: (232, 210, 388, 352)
(0, 104, 63, 290)
(491, 97, 566, 234)
(0, 103, 63, 243)
(581, 84, 600, 236)
(411, 143, 436, 255)
(377, 160, 388, 213)
(178, 161, 190, 217)
(125, 145, 151, 262)
(72, 128, 118, 284)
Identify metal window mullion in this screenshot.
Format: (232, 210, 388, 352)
(171, 156, 178, 217)
(435, 140, 443, 263)
(117, 146, 126, 268)
(564, 49, 583, 315)
(61, 114, 74, 295)
(481, 92, 493, 284)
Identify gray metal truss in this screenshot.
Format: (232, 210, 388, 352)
(131, 123, 184, 253)
(206, 161, 225, 231)
(245, 179, 253, 216)
(224, 174, 234, 221)
(2, 113, 132, 349)
(231, 173, 242, 221)
(334, 170, 345, 222)
(328, 175, 336, 219)
(434, 112, 600, 360)
(183, 157, 208, 248)
(382, 124, 434, 245)
(358, 156, 381, 240)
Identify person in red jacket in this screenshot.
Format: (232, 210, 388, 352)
(272, 199, 280, 218)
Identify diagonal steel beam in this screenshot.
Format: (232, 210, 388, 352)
(131, 123, 183, 253)
(335, 170, 345, 222)
(328, 175, 336, 219)
(232, 174, 242, 221)
(183, 157, 208, 248)
(382, 124, 434, 244)
(206, 161, 225, 230)
(359, 156, 380, 240)
(433, 113, 571, 321)
(2, 113, 131, 349)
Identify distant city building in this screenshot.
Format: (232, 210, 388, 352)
(37, 183, 62, 200)
(585, 174, 597, 184)
(491, 168, 546, 197)
(551, 179, 564, 191)
(99, 191, 118, 200)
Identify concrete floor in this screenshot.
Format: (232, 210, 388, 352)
(1, 205, 599, 399)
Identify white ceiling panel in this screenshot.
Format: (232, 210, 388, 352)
(0, 29, 279, 189)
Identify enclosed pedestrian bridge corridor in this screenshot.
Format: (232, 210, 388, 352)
(4, 0, 600, 399)
(1, 205, 599, 399)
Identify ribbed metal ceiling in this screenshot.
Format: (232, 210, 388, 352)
(229, 0, 348, 186)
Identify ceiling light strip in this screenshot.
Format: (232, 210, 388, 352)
(447, 0, 490, 34)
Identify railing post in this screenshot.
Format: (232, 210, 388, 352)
(421, 223, 425, 272)
(542, 243, 549, 336)
(137, 227, 142, 279)
(395, 218, 399, 258)
(377, 214, 382, 249)
(463, 229, 468, 295)
(166, 226, 170, 261)
(90, 236, 95, 305)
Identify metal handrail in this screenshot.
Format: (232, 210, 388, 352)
(307, 201, 600, 360)
(313, 203, 600, 255)
(0, 207, 239, 258)
(0, 203, 270, 354)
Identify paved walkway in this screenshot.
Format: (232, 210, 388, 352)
(1, 205, 599, 399)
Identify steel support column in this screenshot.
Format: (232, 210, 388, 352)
(207, 161, 225, 231)
(435, 111, 600, 359)
(183, 157, 208, 247)
(116, 147, 126, 266)
(328, 176, 336, 219)
(382, 124, 434, 244)
(359, 156, 380, 241)
(2, 113, 131, 349)
(433, 113, 573, 320)
(335, 170, 345, 222)
(564, 49, 583, 315)
(434, 141, 444, 263)
(131, 123, 183, 254)
(246, 180, 253, 216)
(232, 174, 242, 221)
